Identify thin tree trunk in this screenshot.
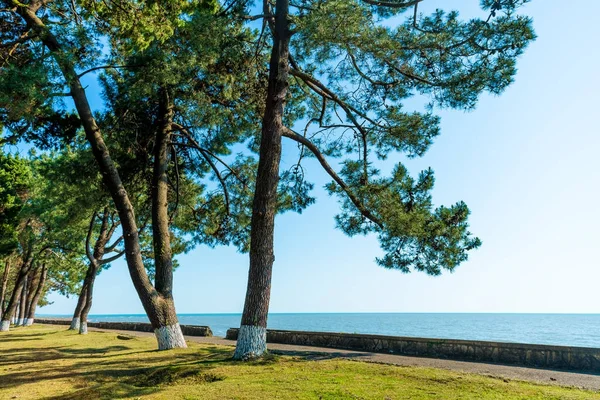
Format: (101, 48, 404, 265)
(14, 300, 19, 325)
(149, 88, 186, 349)
(70, 282, 88, 330)
(23, 267, 38, 325)
(14, 4, 185, 349)
(25, 264, 46, 325)
(1, 249, 33, 331)
(79, 210, 108, 335)
(17, 274, 27, 326)
(0, 259, 11, 320)
(234, 0, 291, 360)
(78, 263, 98, 334)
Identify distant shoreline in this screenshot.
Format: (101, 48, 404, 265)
(35, 313, 600, 348)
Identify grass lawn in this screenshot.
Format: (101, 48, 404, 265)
(0, 325, 598, 399)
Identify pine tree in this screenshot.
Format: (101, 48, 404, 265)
(234, 0, 535, 359)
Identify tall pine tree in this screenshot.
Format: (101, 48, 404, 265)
(234, 0, 535, 359)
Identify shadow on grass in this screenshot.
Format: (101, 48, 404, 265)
(271, 349, 374, 361)
(0, 337, 236, 400)
(1, 329, 371, 400)
(0, 347, 68, 365)
(0, 336, 43, 342)
(35, 354, 230, 399)
(0, 345, 144, 367)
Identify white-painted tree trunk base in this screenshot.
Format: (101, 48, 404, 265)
(1, 320, 10, 332)
(155, 324, 187, 350)
(79, 322, 88, 335)
(233, 325, 267, 360)
(16, 318, 23, 326)
(24, 318, 34, 326)
(69, 317, 80, 330)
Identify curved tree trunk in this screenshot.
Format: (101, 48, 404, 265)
(17, 275, 28, 326)
(0, 259, 11, 320)
(78, 263, 98, 334)
(23, 268, 38, 326)
(70, 284, 87, 330)
(234, 0, 291, 360)
(25, 264, 46, 325)
(149, 88, 186, 349)
(13, 3, 185, 349)
(1, 248, 33, 332)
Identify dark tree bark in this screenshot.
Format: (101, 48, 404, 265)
(79, 209, 108, 334)
(17, 274, 28, 326)
(69, 284, 87, 330)
(25, 264, 46, 325)
(79, 208, 109, 334)
(0, 259, 11, 320)
(10, 2, 186, 349)
(234, 0, 291, 360)
(23, 267, 39, 325)
(1, 245, 34, 331)
(148, 88, 186, 348)
(13, 300, 19, 325)
(78, 263, 98, 334)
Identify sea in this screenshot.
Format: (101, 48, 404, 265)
(38, 313, 600, 348)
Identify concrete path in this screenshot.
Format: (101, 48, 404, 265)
(86, 326, 600, 392)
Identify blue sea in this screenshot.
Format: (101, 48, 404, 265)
(39, 313, 600, 348)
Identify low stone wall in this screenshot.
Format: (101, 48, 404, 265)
(37, 318, 212, 337)
(226, 328, 600, 372)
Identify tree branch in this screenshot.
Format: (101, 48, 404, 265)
(169, 124, 231, 216)
(85, 211, 97, 263)
(361, 0, 422, 8)
(282, 127, 383, 229)
(104, 236, 123, 253)
(170, 123, 246, 186)
(76, 64, 141, 79)
(99, 249, 125, 266)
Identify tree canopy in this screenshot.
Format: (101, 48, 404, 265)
(0, 0, 535, 353)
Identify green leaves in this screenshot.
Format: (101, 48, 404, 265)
(277, 0, 534, 274)
(79, 0, 219, 52)
(0, 152, 32, 255)
(326, 161, 481, 275)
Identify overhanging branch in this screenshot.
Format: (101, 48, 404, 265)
(361, 0, 422, 8)
(76, 64, 142, 79)
(85, 211, 97, 263)
(282, 127, 383, 229)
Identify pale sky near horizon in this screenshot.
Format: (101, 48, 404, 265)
(39, 1, 600, 316)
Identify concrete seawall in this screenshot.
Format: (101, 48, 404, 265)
(36, 318, 212, 337)
(226, 328, 600, 372)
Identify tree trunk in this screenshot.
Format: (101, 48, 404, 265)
(234, 0, 291, 360)
(23, 268, 38, 326)
(0, 259, 11, 320)
(14, 4, 185, 349)
(25, 264, 46, 325)
(78, 263, 98, 335)
(17, 274, 27, 326)
(1, 251, 33, 332)
(149, 88, 186, 349)
(70, 282, 87, 330)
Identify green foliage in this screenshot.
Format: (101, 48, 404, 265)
(79, 0, 219, 51)
(0, 151, 32, 255)
(281, 0, 535, 273)
(0, 0, 534, 292)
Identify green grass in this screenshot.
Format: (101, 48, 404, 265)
(0, 325, 598, 399)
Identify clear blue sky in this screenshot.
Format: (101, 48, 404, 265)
(41, 1, 600, 315)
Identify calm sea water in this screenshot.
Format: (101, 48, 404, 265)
(39, 313, 600, 348)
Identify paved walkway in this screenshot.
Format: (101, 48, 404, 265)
(87, 326, 600, 391)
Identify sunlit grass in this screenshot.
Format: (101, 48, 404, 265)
(0, 325, 598, 399)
